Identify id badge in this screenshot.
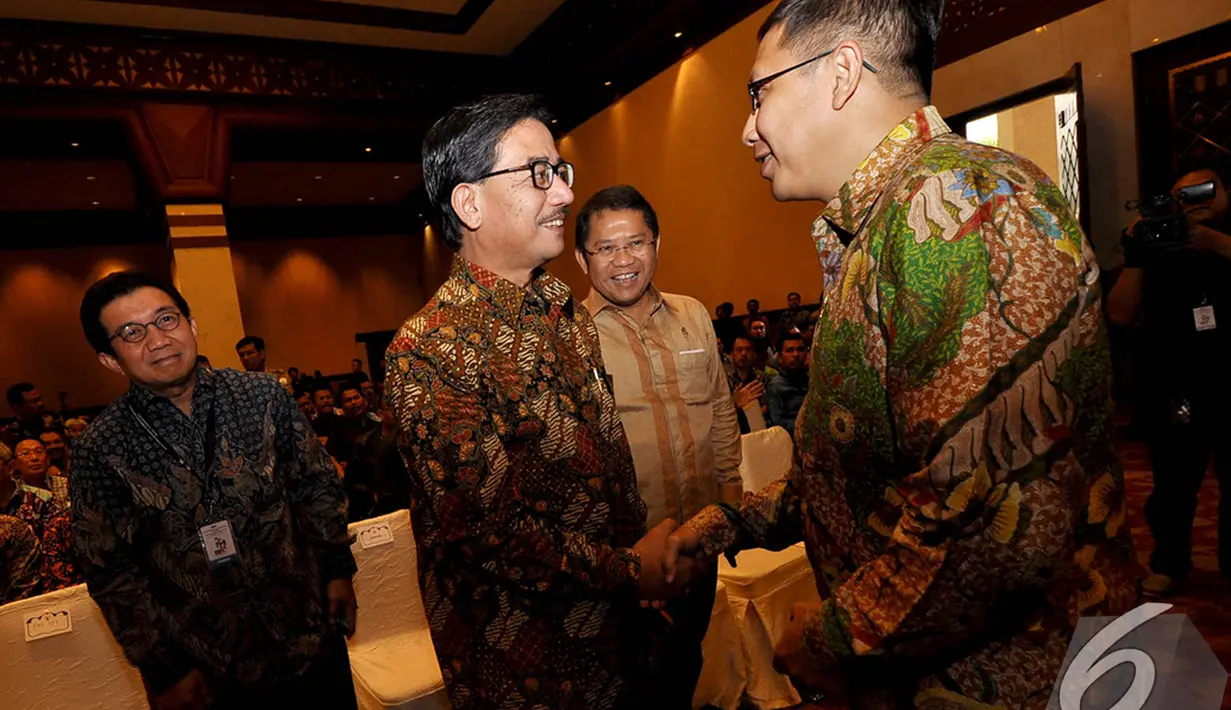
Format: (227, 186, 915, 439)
(199, 520, 238, 565)
(1194, 305, 1217, 332)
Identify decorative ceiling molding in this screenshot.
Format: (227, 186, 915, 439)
(100, 0, 494, 34)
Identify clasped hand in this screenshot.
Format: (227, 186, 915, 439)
(634, 520, 704, 606)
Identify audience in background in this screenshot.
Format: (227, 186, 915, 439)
(3, 382, 61, 446)
(727, 334, 774, 434)
(38, 430, 69, 477)
(0, 514, 41, 604)
(13, 438, 68, 508)
(766, 332, 809, 436)
(349, 358, 365, 376)
(237, 335, 294, 394)
(740, 298, 761, 333)
(311, 384, 340, 440)
(63, 417, 88, 440)
(326, 384, 385, 522)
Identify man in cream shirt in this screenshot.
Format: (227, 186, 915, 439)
(577, 184, 742, 709)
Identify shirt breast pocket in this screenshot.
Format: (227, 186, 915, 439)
(675, 349, 712, 404)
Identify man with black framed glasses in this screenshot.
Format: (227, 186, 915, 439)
(665, 0, 1140, 706)
(386, 95, 694, 710)
(71, 270, 358, 710)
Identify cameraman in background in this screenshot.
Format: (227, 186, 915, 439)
(1108, 167, 1231, 597)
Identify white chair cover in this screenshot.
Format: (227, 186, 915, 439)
(0, 583, 148, 710)
(347, 510, 450, 710)
(738, 427, 794, 493)
(717, 545, 820, 710)
(693, 581, 747, 710)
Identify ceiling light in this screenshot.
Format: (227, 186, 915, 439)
(91, 201, 99, 206)
(604, 81, 612, 86)
(364, 147, 372, 153)
(674, 32, 683, 38)
(70, 142, 79, 147)
(368, 196, 376, 201)
(551, 119, 558, 124)
(1152, 37, 1160, 43)
(86, 176, 95, 181)
(393, 175, 401, 180)
(296, 197, 303, 202)
(314, 175, 323, 180)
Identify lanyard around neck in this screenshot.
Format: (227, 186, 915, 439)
(126, 397, 218, 513)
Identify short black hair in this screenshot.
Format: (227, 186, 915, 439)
(352, 358, 363, 366)
(732, 334, 755, 348)
(788, 291, 801, 299)
(747, 299, 760, 308)
(422, 94, 554, 250)
(780, 331, 807, 350)
(339, 384, 363, 399)
(80, 271, 192, 356)
(288, 367, 300, 375)
(759, 0, 943, 98)
(6, 382, 35, 409)
(717, 302, 735, 316)
(236, 335, 265, 352)
(312, 383, 334, 397)
(575, 185, 660, 252)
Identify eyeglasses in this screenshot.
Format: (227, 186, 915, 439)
(109, 311, 184, 344)
(476, 160, 575, 190)
(747, 47, 879, 112)
(583, 237, 658, 262)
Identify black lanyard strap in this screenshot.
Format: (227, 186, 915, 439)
(126, 397, 219, 513)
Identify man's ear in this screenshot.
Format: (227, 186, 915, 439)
(830, 40, 867, 111)
(452, 183, 482, 234)
(98, 351, 124, 377)
(574, 248, 590, 276)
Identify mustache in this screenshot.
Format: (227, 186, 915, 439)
(540, 207, 570, 223)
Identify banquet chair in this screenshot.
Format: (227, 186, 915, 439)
(738, 426, 793, 493)
(0, 583, 148, 710)
(347, 510, 450, 710)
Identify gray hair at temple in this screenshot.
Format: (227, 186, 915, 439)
(421, 94, 554, 250)
(760, 0, 944, 99)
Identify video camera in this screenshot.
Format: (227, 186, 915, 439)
(1124, 180, 1217, 252)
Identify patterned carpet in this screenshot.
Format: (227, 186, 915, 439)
(1120, 438, 1231, 710)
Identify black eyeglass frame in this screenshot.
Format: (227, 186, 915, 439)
(747, 47, 879, 112)
(474, 159, 575, 191)
(108, 310, 185, 344)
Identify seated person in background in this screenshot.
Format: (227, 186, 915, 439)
(325, 385, 384, 522)
(0, 514, 41, 604)
(767, 332, 810, 436)
(727, 334, 775, 433)
(39, 429, 70, 478)
(748, 317, 775, 368)
(349, 358, 365, 377)
(310, 384, 339, 440)
(741, 297, 762, 333)
(296, 392, 317, 421)
(1, 451, 75, 590)
(236, 335, 294, 394)
(13, 438, 68, 508)
(359, 379, 381, 414)
(781, 291, 811, 333)
(63, 417, 89, 441)
(4, 382, 60, 447)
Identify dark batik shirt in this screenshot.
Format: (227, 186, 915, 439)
(386, 256, 649, 710)
(70, 366, 356, 694)
(0, 514, 41, 604)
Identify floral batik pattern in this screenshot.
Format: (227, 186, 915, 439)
(684, 106, 1142, 709)
(386, 256, 652, 710)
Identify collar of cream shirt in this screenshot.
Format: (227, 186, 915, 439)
(582, 285, 682, 322)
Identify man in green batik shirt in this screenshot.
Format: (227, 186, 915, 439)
(665, 1, 1142, 708)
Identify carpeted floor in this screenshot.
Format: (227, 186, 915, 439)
(1120, 438, 1231, 710)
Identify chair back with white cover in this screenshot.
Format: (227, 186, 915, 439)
(346, 510, 449, 709)
(0, 583, 148, 710)
(738, 426, 793, 493)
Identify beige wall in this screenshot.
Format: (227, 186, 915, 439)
(230, 234, 427, 376)
(0, 244, 172, 411)
(997, 96, 1062, 184)
(932, 0, 1231, 266)
(555, 5, 825, 314)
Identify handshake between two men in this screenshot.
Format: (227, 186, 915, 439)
(633, 518, 705, 604)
